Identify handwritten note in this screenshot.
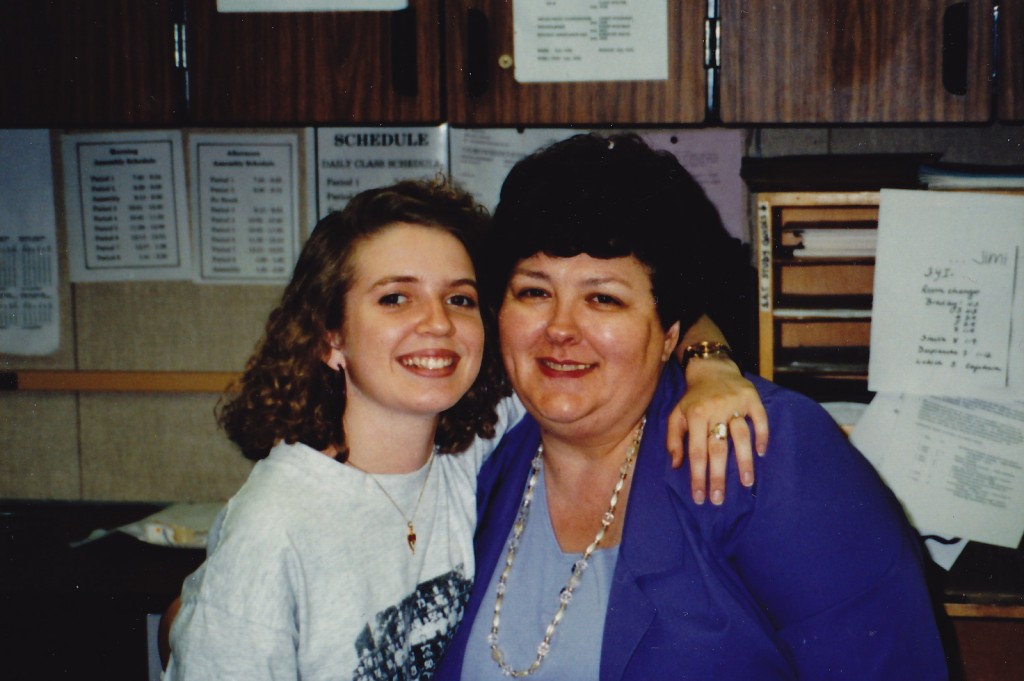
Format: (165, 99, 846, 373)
(869, 190, 1024, 399)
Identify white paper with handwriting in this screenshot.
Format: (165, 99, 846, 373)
(869, 189, 1024, 399)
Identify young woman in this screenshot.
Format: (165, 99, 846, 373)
(164, 179, 763, 680)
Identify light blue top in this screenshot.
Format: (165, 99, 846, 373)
(460, 465, 617, 681)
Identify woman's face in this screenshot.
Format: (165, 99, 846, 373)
(499, 253, 680, 444)
(327, 223, 484, 421)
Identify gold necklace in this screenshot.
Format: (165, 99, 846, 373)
(487, 417, 646, 677)
(348, 448, 435, 553)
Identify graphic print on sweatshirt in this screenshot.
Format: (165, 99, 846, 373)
(352, 567, 472, 680)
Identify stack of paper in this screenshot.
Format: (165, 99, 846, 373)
(854, 189, 1024, 564)
(791, 228, 877, 257)
(919, 164, 1024, 190)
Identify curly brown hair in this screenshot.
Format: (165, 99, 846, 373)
(218, 179, 509, 461)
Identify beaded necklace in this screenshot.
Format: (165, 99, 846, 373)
(486, 417, 646, 677)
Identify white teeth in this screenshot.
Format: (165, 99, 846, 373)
(541, 360, 591, 371)
(401, 356, 454, 370)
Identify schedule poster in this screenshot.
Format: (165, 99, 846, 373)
(190, 133, 304, 284)
(62, 131, 192, 282)
(316, 126, 447, 218)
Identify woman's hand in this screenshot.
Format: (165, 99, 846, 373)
(666, 357, 769, 505)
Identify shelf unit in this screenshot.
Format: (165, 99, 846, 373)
(756, 191, 880, 402)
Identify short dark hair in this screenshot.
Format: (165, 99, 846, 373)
(218, 178, 508, 461)
(489, 133, 738, 333)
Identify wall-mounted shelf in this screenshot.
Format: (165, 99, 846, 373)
(2, 371, 238, 393)
(756, 191, 880, 403)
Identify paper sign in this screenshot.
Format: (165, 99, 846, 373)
(190, 133, 304, 284)
(853, 392, 1024, 549)
(217, 1, 406, 11)
(643, 130, 746, 241)
(62, 131, 192, 282)
(0, 130, 60, 356)
(449, 128, 747, 242)
(513, 0, 669, 83)
(316, 126, 447, 218)
(449, 127, 573, 212)
(869, 189, 1024, 399)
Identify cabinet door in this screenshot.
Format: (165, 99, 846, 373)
(445, 0, 706, 125)
(998, 0, 1024, 121)
(184, 0, 441, 124)
(719, 0, 994, 123)
(0, 0, 181, 126)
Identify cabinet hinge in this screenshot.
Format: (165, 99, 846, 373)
(704, 16, 720, 69)
(173, 22, 188, 70)
(704, 0, 721, 121)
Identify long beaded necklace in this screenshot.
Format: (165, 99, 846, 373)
(487, 417, 646, 677)
(346, 448, 435, 553)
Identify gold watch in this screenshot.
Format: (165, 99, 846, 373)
(680, 341, 734, 370)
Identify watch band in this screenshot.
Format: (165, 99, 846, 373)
(679, 341, 734, 370)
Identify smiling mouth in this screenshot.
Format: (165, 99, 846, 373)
(400, 355, 457, 370)
(539, 359, 595, 372)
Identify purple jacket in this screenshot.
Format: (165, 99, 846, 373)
(434, 365, 948, 680)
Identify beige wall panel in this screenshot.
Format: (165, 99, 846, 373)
(74, 282, 281, 371)
(79, 393, 251, 501)
(0, 393, 80, 499)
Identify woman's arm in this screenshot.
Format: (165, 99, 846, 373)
(666, 315, 769, 505)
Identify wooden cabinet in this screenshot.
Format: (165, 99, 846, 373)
(0, 1, 1017, 128)
(998, 0, 1024, 121)
(719, 0, 995, 123)
(756, 192, 880, 402)
(444, 0, 707, 125)
(183, 0, 442, 124)
(0, 0, 182, 127)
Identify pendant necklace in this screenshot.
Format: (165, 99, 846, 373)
(348, 448, 435, 553)
(487, 417, 646, 677)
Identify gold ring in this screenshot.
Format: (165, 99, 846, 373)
(711, 422, 728, 440)
(732, 411, 742, 420)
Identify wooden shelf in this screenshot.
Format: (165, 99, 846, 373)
(945, 603, 1024, 619)
(2, 371, 239, 393)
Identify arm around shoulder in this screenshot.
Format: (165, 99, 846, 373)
(723, 388, 948, 678)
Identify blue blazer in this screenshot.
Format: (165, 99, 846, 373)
(435, 366, 948, 680)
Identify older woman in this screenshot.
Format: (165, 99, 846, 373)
(434, 135, 947, 679)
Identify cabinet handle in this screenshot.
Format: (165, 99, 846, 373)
(466, 8, 490, 98)
(391, 7, 419, 97)
(942, 2, 969, 96)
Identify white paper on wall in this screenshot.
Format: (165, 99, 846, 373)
(853, 392, 1024, 549)
(513, 0, 669, 83)
(217, 0, 406, 11)
(189, 132, 305, 284)
(449, 128, 747, 242)
(0, 129, 60, 356)
(869, 189, 1024, 399)
(316, 126, 448, 218)
(62, 131, 193, 283)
